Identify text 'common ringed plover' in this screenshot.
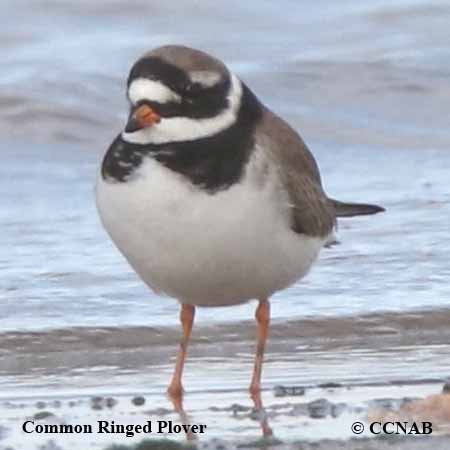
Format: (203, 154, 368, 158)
(96, 45, 384, 401)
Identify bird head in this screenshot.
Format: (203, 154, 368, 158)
(122, 45, 243, 145)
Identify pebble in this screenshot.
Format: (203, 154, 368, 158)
(90, 396, 118, 410)
(90, 396, 104, 410)
(318, 382, 342, 389)
(131, 396, 146, 406)
(106, 397, 117, 408)
(231, 403, 250, 414)
(209, 404, 250, 414)
(33, 411, 55, 420)
(273, 385, 305, 397)
(307, 398, 332, 419)
(443, 380, 450, 394)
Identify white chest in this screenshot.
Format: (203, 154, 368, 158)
(96, 155, 325, 306)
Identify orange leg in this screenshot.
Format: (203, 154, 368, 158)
(251, 389, 273, 437)
(167, 303, 195, 399)
(249, 299, 270, 396)
(167, 394, 196, 441)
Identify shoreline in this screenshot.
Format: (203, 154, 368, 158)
(1, 380, 449, 449)
(2, 309, 450, 448)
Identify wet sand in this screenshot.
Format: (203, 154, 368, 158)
(1, 309, 450, 449)
(1, 383, 450, 450)
(2, 378, 449, 450)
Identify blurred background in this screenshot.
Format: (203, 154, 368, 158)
(1, 0, 449, 331)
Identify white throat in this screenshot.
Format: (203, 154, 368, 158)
(121, 73, 243, 145)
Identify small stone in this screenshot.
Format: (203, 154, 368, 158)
(319, 382, 342, 389)
(231, 403, 250, 414)
(131, 396, 145, 406)
(286, 386, 305, 396)
(273, 385, 286, 397)
(35, 401, 47, 409)
(90, 396, 104, 410)
(33, 411, 55, 420)
(307, 398, 332, 419)
(443, 380, 450, 394)
(273, 385, 305, 397)
(106, 397, 117, 408)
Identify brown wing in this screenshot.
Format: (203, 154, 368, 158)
(255, 106, 336, 238)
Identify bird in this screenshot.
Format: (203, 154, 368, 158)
(96, 45, 384, 400)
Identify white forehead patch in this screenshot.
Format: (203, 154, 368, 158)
(128, 78, 181, 104)
(189, 70, 222, 87)
(122, 73, 243, 145)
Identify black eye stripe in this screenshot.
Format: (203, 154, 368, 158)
(128, 56, 233, 120)
(138, 100, 186, 118)
(128, 57, 189, 95)
(136, 95, 226, 120)
(183, 82, 202, 95)
(129, 56, 230, 97)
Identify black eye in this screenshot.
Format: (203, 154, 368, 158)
(183, 82, 202, 96)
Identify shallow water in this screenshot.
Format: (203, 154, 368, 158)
(2, 309, 450, 397)
(2, 0, 450, 332)
(1, 310, 450, 448)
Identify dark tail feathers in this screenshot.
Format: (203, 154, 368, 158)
(330, 198, 385, 218)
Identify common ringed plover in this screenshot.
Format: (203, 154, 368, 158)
(96, 45, 384, 399)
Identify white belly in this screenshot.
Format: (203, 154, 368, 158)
(96, 156, 325, 306)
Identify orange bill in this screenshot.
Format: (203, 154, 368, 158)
(133, 104, 161, 128)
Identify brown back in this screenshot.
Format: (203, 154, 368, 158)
(256, 105, 336, 238)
